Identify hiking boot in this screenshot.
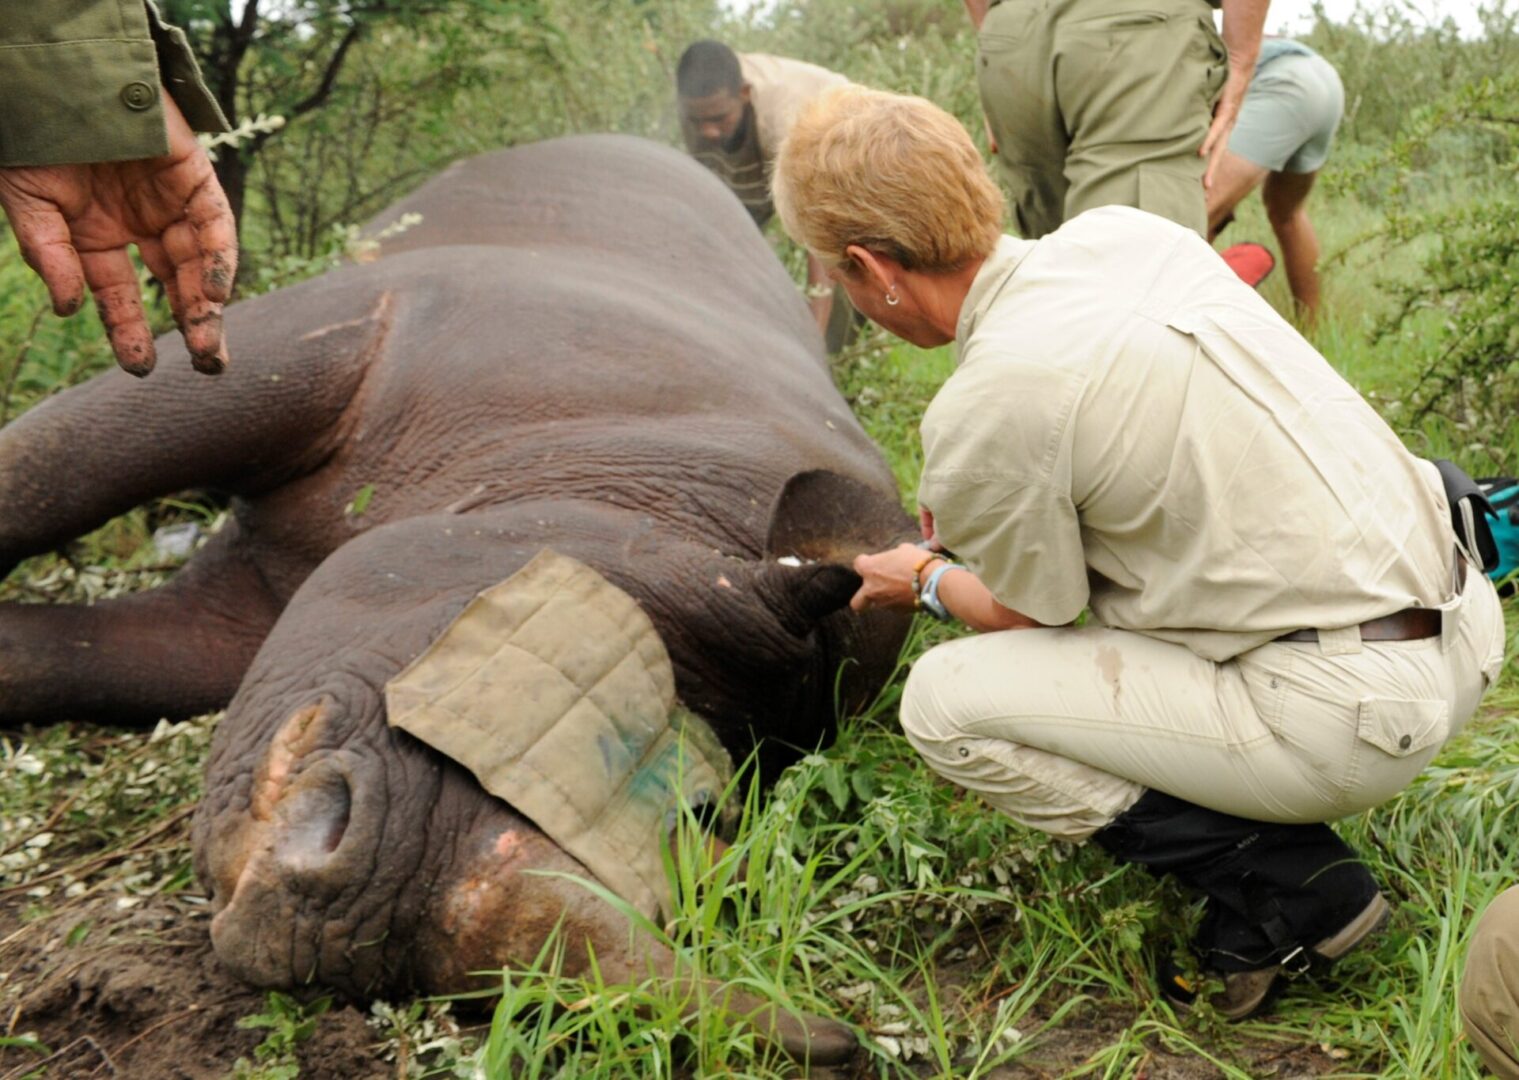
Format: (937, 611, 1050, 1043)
(1092, 790, 1388, 1017)
(1158, 890, 1392, 1020)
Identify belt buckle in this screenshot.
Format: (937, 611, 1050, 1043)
(1278, 946, 1311, 979)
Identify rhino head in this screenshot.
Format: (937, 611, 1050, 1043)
(192, 470, 910, 1012)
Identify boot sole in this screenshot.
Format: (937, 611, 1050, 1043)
(1314, 891, 1392, 961)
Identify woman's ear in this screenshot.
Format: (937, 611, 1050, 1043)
(843, 244, 899, 295)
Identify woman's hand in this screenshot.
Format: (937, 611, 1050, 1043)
(850, 542, 937, 612)
(851, 539, 1044, 633)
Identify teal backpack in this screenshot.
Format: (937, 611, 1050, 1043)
(1478, 477, 1519, 594)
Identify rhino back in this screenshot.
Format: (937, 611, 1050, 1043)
(365, 135, 794, 324)
(226, 137, 894, 557)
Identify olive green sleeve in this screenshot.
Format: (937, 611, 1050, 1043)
(0, 0, 228, 168)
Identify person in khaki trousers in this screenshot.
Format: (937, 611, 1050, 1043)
(774, 85, 1506, 1020)
(964, 0, 1268, 239)
(1463, 887, 1519, 1078)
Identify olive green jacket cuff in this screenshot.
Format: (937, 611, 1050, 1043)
(0, 0, 229, 168)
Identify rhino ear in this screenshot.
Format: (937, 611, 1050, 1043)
(765, 470, 915, 562)
(749, 562, 862, 638)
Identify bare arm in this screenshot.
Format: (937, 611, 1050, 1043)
(849, 542, 1042, 634)
(963, 0, 991, 30)
(1201, 0, 1269, 188)
(806, 252, 834, 339)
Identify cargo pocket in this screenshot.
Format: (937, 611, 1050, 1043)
(1355, 697, 1449, 759)
(1065, 9, 1169, 29)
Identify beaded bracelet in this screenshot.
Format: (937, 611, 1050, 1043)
(910, 552, 936, 609)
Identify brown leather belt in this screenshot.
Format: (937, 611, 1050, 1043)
(1275, 608, 1441, 643)
(1275, 559, 1464, 644)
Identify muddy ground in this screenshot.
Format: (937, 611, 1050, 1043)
(0, 889, 1349, 1080)
(0, 895, 388, 1079)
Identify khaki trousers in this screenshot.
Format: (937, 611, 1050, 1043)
(977, 0, 1228, 239)
(1463, 885, 1519, 1079)
(901, 566, 1505, 842)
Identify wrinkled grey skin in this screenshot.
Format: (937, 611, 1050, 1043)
(0, 136, 910, 1036)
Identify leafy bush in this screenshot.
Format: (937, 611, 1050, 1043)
(1346, 72, 1519, 466)
(1303, 0, 1519, 151)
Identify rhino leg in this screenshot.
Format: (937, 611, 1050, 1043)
(0, 521, 284, 724)
(0, 286, 379, 577)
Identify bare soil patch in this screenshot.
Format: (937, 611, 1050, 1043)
(0, 895, 387, 1079)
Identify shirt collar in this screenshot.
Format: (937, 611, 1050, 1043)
(954, 233, 1034, 361)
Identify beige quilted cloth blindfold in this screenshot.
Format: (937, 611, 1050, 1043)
(386, 548, 732, 919)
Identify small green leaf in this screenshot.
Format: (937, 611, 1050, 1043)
(346, 483, 376, 516)
(821, 763, 850, 812)
(64, 919, 92, 947)
(0, 1035, 49, 1054)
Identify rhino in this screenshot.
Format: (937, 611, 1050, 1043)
(0, 135, 911, 1061)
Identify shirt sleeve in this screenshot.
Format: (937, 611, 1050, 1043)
(917, 353, 1090, 626)
(922, 472, 1090, 626)
(0, 0, 228, 168)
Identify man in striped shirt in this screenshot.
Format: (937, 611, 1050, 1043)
(676, 41, 857, 351)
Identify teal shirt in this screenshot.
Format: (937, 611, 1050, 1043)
(0, 0, 227, 167)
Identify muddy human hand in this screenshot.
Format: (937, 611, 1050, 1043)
(0, 89, 237, 376)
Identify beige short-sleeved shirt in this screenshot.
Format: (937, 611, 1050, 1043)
(740, 53, 849, 166)
(683, 53, 849, 228)
(919, 206, 1455, 661)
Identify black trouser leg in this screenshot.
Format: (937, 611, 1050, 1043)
(1092, 790, 1380, 972)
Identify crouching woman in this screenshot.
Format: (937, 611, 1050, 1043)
(773, 85, 1505, 1017)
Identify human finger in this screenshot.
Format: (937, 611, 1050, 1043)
(160, 219, 227, 373)
(1204, 120, 1238, 190)
(136, 235, 180, 323)
(184, 168, 238, 304)
(1200, 115, 1231, 189)
(137, 236, 206, 367)
(3, 197, 87, 316)
(1199, 112, 1225, 164)
(156, 88, 237, 304)
(141, 241, 232, 376)
(79, 247, 157, 376)
(918, 506, 942, 548)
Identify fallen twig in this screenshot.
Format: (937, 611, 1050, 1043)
(0, 806, 195, 898)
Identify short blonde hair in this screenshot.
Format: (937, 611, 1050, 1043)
(774, 86, 1004, 274)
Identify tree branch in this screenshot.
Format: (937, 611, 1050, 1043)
(288, 22, 365, 121)
(245, 19, 364, 158)
(233, 0, 260, 54)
